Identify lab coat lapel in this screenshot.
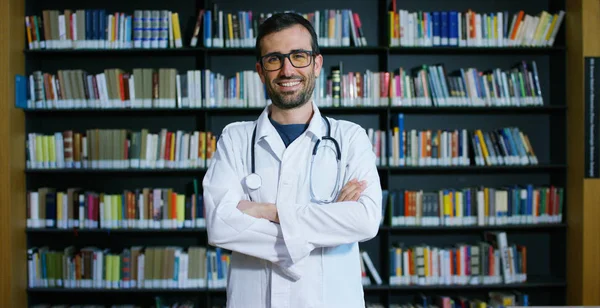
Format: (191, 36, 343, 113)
(254, 101, 326, 163)
(255, 106, 285, 162)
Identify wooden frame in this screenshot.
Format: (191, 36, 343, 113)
(0, 0, 599, 306)
(566, 0, 600, 305)
(0, 0, 26, 307)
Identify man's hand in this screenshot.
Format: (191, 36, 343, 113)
(336, 178, 367, 202)
(237, 200, 279, 223)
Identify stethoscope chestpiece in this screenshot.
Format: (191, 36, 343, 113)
(245, 173, 262, 190)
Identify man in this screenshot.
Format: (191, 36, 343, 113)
(202, 12, 382, 308)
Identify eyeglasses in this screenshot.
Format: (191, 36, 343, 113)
(259, 50, 315, 72)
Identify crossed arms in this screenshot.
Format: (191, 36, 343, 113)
(202, 125, 382, 279)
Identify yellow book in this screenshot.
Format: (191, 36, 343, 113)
(475, 130, 490, 164)
(42, 135, 49, 167)
(545, 14, 559, 42)
(171, 13, 182, 48)
(35, 134, 43, 167)
(396, 248, 402, 276)
(484, 188, 489, 219)
(227, 14, 233, 47)
(117, 195, 123, 226)
(170, 133, 176, 162)
(177, 194, 185, 224)
(112, 254, 120, 285)
(57, 192, 63, 227)
(49, 135, 56, 167)
(106, 254, 113, 284)
(424, 246, 430, 278)
(112, 195, 119, 228)
(389, 12, 394, 45)
(455, 191, 462, 221)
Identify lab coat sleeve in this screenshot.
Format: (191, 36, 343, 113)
(276, 126, 383, 264)
(203, 126, 300, 279)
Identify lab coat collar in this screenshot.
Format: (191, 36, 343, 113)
(255, 100, 325, 141)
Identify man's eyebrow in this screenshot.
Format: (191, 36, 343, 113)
(262, 51, 282, 57)
(291, 48, 312, 52)
(262, 49, 311, 57)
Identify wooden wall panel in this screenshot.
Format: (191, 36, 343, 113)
(567, 0, 600, 305)
(0, 0, 26, 306)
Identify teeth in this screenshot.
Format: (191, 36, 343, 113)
(280, 81, 300, 87)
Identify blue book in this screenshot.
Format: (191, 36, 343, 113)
(15, 74, 28, 109)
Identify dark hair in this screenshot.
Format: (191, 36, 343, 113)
(255, 12, 320, 62)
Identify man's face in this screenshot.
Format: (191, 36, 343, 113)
(256, 24, 323, 110)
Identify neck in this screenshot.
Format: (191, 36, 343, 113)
(270, 101, 314, 125)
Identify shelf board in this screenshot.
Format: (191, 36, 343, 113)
(388, 164, 567, 174)
(389, 105, 566, 114)
(23, 47, 203, 56)
(22, 105, 565, 115)
(23, 46, 565, 56)
(26, 278, 565, 293)
(26, 224, 566, 234)
(24, 168, 207, 174)
(388, 46, 566, 55)
(383, 223, 567, 232)
(24, 164, 565, 174)
(204, 46, 386, 55)
(26, 228, 207, 233)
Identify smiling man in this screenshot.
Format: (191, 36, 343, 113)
(202, 12, 382, 308)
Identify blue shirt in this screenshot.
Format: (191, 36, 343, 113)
(269, 117, 309, 147)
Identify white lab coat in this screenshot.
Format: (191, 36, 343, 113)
(202, 101, 382, 308)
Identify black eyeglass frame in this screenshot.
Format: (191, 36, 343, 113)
(258, 49, 316, 72)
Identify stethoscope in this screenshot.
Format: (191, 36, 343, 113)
(244, 115, 342, 204)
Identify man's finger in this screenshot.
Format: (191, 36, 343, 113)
(337, 180, 359, 201)
(338, 185, 361, 202)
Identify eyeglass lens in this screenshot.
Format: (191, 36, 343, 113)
(262, 51, 312, 71)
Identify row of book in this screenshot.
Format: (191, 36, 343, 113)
(27, 246, 229, 290)
(192, 9, 368, 48)
(26, 238, 525, 291)
(22, 59, 544, 110)
(25, 9, 184, 50)
(24, 184, 563, 230)
(26, 129, 216, 170)
(24, 7, 565, 51)
(383, 185, 564, 227)
(367, 290, 530, 308)
(26, 183, 205, 230)
(24, 124, 537, 170)
(386, 232, 525, 286)
(388, 9, 565, 48)
(23, 8, 369, 50)
(368, 125, 538, 167)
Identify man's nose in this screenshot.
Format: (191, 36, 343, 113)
(279, 57, 295, 77)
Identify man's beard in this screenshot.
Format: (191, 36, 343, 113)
(266, 72, 316, 110)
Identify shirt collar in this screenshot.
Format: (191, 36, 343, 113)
(255, 100, 325, 141)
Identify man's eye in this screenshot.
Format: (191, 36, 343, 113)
(267, 56, 280, 63)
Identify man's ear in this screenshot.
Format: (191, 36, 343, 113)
(256, 61, 266, 84)
(313, 54, 323, 78)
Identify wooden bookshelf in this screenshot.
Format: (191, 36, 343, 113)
(566, 0, 600, 305)
(0, 0, 597, 306)
(0, 0, 26, 307)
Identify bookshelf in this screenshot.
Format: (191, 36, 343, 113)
(0, 0, 597, 307)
